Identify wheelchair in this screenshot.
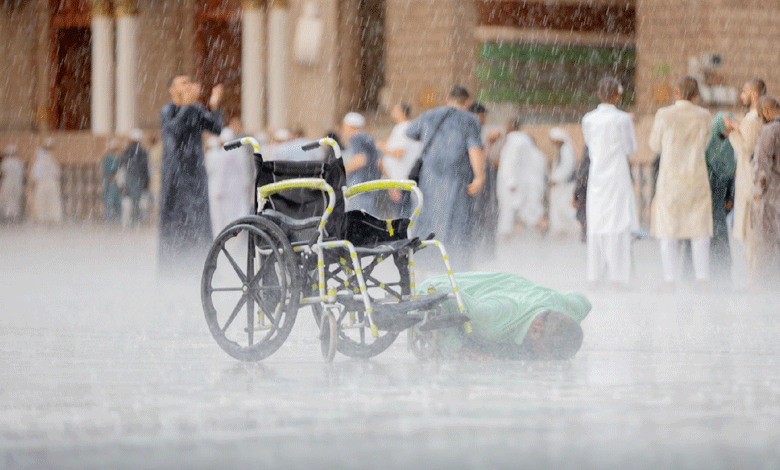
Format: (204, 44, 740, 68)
(200, 136, 471, 362)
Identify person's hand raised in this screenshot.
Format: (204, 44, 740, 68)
(209, 84, 224, 111)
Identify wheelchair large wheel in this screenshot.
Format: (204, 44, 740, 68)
(201, 218, 300, 361)
(312, 304, 399, 359)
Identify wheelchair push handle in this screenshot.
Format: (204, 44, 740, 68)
(301, 137, 342, 160)
(223, 137, 266, 154)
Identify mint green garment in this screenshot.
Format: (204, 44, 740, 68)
(418, 272, 591, 355)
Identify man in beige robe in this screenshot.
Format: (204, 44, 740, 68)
(724, 78, 766, 287)
(751, 96, 780, 287)
(649, 76, 712, 289)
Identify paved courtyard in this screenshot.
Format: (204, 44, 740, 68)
(1, 224, 779, 469)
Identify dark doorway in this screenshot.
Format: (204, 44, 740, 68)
(357, 0, 385, 111)
(196, 19, 242, 123)
(52, 26, 91, 130)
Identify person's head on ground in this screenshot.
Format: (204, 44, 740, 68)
(390, 103, 411, 124)
(168, 74, 199, 107)
(506, 115, 523, 133)
(446, 85, 471, 110)
(468, 102, 487, 126)
(341, 112, 366, 140)
(596, 76, 622, 105)
(741, 78, 767, 110)
(522, 310, 583, 360)
(674, 76, 699, 102)
(757, 95, 780, 124)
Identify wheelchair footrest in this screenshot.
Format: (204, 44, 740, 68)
(372, 310, 423, 332)
(418, 313, 471, 332)
(374, 293, 450, 315)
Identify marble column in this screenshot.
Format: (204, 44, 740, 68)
(115, 0, 138, 135)
(242, 0, 265, 134)
(90, 0, 113, 135)
(267, 0, 289, 130)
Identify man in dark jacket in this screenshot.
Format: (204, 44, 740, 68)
(158, 75, 223, 275)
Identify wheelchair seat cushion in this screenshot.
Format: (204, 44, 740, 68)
(344, 210, 411, 247)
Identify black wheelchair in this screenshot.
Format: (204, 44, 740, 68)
(200, 136, 470, 362)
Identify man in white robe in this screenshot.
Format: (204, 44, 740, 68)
(724, 78, 766, 288)
(496, 116, 546, 241)
(205, 129, 251, 236)
(548, 127, 580, 237)
(32, 138, 63, 224)
(581, 77, 638, 287)
(649, 76, 713, 289)
(0, 145, 24, 222)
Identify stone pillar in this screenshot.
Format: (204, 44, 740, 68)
(91, 0, 113, 135)
(35, 0, 50, 131)
(242, 0, 265, 134)
(267, 0, 289, 130)
(115, 0, 138, 135)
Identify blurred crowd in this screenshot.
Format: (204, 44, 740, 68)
(2, 73, 778, 291)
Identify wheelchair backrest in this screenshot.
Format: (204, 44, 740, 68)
(255, 156, 347, 239)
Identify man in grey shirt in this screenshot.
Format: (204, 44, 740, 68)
(406, 86, 485, 270)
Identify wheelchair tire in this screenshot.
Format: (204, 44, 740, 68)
(201, 218, 300, 361)
(312, 304, 399, 359)
(407, 324, 439, 361)
(319, 310, 337, 363)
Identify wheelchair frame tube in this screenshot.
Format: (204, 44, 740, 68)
(418, 240, 470, 323)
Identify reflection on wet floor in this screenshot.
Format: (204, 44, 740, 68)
(1, 226, 779, 469)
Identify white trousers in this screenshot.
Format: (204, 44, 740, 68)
(587, 231, 632, 284)
(659, 237, 710, 282)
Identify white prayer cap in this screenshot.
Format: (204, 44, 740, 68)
(254, 131, 269, 144)
(4, 144, 17, 155)
(342, 112, 365, 129)
(549, 127, 569, 142)
(274, 128, 291, 142)
(108, 138, 121, 150)
(219, 127, 236, 142)
(129, 128, 144, 142)
(43, 137, 54, 148)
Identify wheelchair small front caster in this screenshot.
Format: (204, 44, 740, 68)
(408, 324, 439, 361)
(320, 310, 338, 362)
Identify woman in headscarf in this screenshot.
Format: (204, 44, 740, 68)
(705, 111, 737, 277)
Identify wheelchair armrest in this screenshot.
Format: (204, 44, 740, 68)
(343, 179, 417, 198)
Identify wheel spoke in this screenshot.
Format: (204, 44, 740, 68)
(221, 244, 247, 284)
(248, 289, 279, 327)
(221, 294, 248, 333)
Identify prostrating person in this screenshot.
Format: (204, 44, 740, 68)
(158, 75, 223, 275)
(649, 76, 712, 291)
(581, 77, 638, 289)
(420, 272, 590, 360)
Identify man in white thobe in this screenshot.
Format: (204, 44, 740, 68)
(649, 76, 713, 289)
(32, 138, 63, 224)
(548, 127, 580, 237)
(724, 78, 766, 288)
(205, 128, 251, 236)
(581, 77, 638, 287)
(496, 116, 547, 240)
(0, 145, 24, 222)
